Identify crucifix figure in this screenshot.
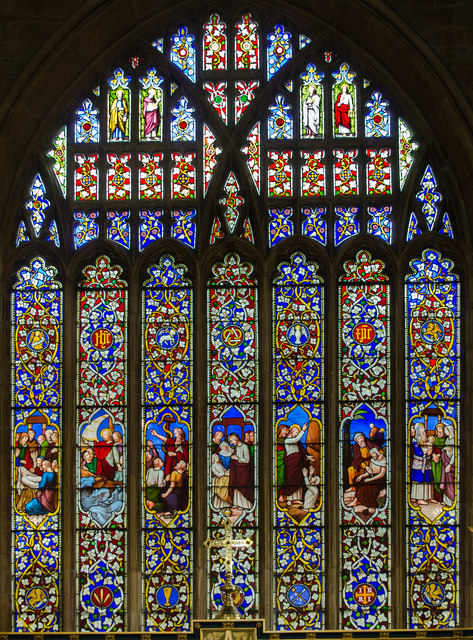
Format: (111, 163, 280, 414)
(204, 517, 252, 619)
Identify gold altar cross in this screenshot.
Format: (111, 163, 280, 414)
(204, 518, 252, 619)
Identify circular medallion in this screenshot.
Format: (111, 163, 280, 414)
(353, 322, 375, 345)
(156, 585, 179, 608)
(373, 114, 383, 125)
(241, 41, 251, 52)
(156, 325, 180, 350)
(286, 323, 310, 347)
(353, 582, 377, 606)
(221, 325, 244, 347)
(82, 122, 92, 132)
(179, 120, 188, 130)
(145, 173, 158, 186)
(26, 587, 49, 610)
(90, 585, 114, 609)
(26, 329, 49, 353)
(275, 117, 285, 128)
(112, 173, 125, 187)
(287, 583, 310, 607)
(91, 328, 114, 350)
(420, 320, 444, 345)
(422, 581, 445, 606)
(210, 41, 221, 52)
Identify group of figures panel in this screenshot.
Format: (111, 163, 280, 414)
(144, 410, 190, 522)
(15, 413, 59, 521)
(210, 408, 256, 523)
(342, 409, 387, 522)
(275, 406, 322, 520)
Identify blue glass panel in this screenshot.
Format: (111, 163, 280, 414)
(268, 95, 293, 139)
(365, 91, 390, 137)
(74, 210, 99, 248)
(75, 99, 100, 143)
(302, 207, 326, 245)
(367, 206, 392, 243)
(268, 208, 293, 247)
(171, 97, 196, 141)
(25, 174, 50, 237)
(139, 209, 164, 251)
(171, 209, 196, 248)
(171, 27, 196, 82)
(334, 206, 360, 246)
(267, 25, 292, 79)
(107, 210, 131, 249)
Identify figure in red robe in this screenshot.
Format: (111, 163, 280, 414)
(151, 426, 189, 477)
(93, 428, 119, 480)
(335, 84, 354, 134)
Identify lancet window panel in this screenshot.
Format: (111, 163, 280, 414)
(273, 253, 325, 630)
(11, 258, 63, 632)
(207, 254, 259, 619)
(338, 251, 391, 630)
(142, 256, 193, 632)
(76, 256, 128, 632)
(405, 250, 460, 629)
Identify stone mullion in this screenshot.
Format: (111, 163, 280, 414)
(127, 270, 141, 630)
(325, 262, 338, 628)
(193, 260, 207, 620)
(1, 271, 11, 629)
(62, 272, 77, 630)
(390, 261, 405, 628)
(259, 263, 273, 626)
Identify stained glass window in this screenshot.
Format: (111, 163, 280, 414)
(10, 7, 462, 633)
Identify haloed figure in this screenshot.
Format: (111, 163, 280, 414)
(335, 83, 353, 134)
(142, 87, 161, 138)
(303, 85, 321, 137)
(109, 89, 128, 140)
